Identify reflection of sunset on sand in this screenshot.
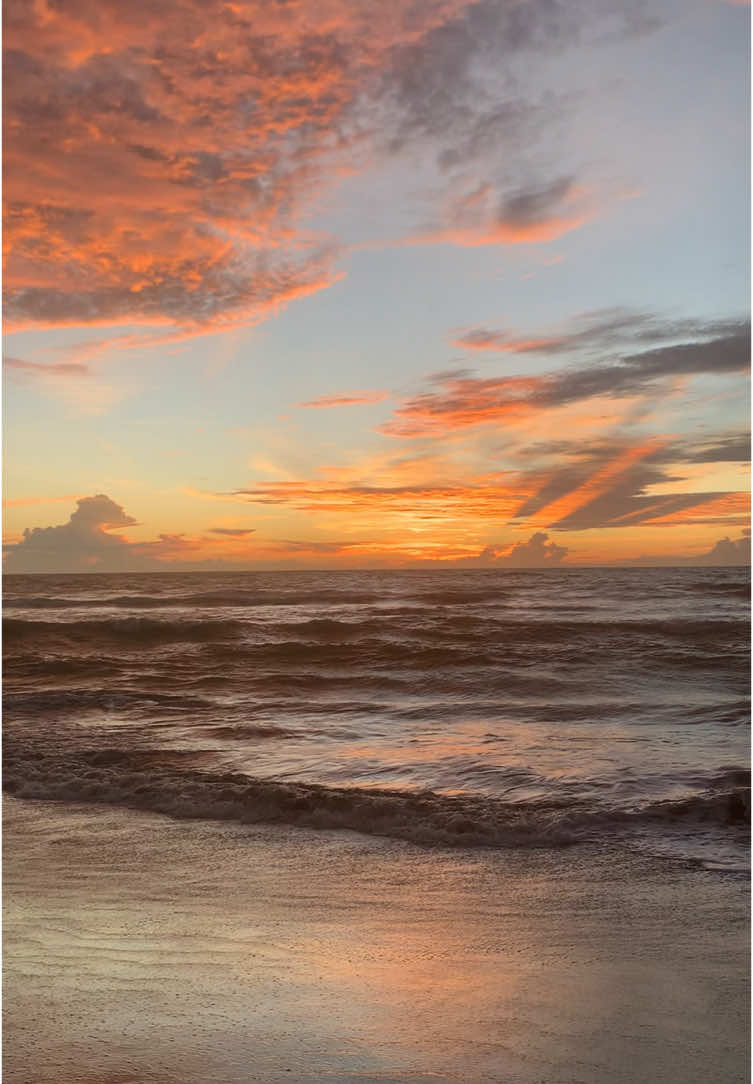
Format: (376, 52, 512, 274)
(4, 798, 747, 1084)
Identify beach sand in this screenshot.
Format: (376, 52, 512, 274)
(3, 795, 749, 1084)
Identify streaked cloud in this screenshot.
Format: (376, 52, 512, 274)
(452, 309, 746, 356)
(4, 357, 90, 379)
(382, 321, 749, 437)
(208, 527, 256, 537)
(297, 391, 390, 408)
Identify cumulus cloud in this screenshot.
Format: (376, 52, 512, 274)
(464, 532, 569, 566)
(3, 494, 248, 572)
(696, 533, 751, 567)
(3, 495, 139, 572)
(628, 531, 751, 566)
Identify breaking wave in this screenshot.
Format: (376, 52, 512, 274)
(3, 747, 748, 850)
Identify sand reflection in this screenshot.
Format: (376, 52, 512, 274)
(4, 797, 748, 1084)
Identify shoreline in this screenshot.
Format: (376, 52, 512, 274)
(4, 795, 749, 1084)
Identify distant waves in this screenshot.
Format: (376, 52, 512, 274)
(3, 567, 749, 863)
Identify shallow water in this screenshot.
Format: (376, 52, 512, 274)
(4, 567, 749, 865)
(3, 797, 749, 1084)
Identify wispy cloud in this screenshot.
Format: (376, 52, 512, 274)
(4, 357, 90, 379)
(382, 321, 749, 437)
(297, 391, 390, 409)
(452, 309, 745, 357)
(208, 527, 256, 537)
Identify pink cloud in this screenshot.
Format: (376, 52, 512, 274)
(4, 0, 479, 337)
(297, 390, 390, 408)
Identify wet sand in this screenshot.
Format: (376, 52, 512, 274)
(3, 796, 749, 1084)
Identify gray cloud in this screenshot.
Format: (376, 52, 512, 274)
(696, 534, 751, 567)
(208, 527, 256, 537)
(687, 435, 751, 464)
(519, 431, 751, 467)
(498, 175, 576, 229)
(542, 329, 750, 406)
(512, 435, 747, 531)
(454, 308, 748, 359)
(3, 495, 139, 573)
(3, 495, 261, 572)
(385, 319, 750, 438)
(462, 531, 569, 566)
(628, 532, 751, 567)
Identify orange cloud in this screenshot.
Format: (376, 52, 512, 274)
(451, 331, 565, 352)
(381, 320, 749, 438)
(298, 391, 390, 408)
(5, 1, 662, 342)
(439, 213, 589, 247)
(528, 439, 665, 526)
(3, 0, 467, 335)
(380, 373, 545, 437)
(630, 492, 750, 527)
(229, 478, 524, 522)
(417, 176, 594, 248)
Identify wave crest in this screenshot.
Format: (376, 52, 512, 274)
(3, 747, 748, 850)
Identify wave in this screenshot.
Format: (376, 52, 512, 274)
(8, 611, 747, 658)
(3, 687, 216, 717)
(3, 747, 748, 850)
(685, 582, 751, 600)
(3, 616, 245, 649)
(3, 589, 384, 611)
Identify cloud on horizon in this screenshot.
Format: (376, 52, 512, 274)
(629, 531, 751, 566)
(3, 494, 218, 572)
(4, 494, 749, 571)
(697, 532, 751, 566)
(3, 495, 140, 573)
(459, 531, 569, 566)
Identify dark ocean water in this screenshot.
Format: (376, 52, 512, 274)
(3, 567, 749, 868)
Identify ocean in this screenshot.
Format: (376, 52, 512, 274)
(3, 566, 749, 871)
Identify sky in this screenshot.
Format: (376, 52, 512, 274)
(2, 0, 750, 572)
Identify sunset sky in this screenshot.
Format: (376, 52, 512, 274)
(3, 0, 750, 571)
